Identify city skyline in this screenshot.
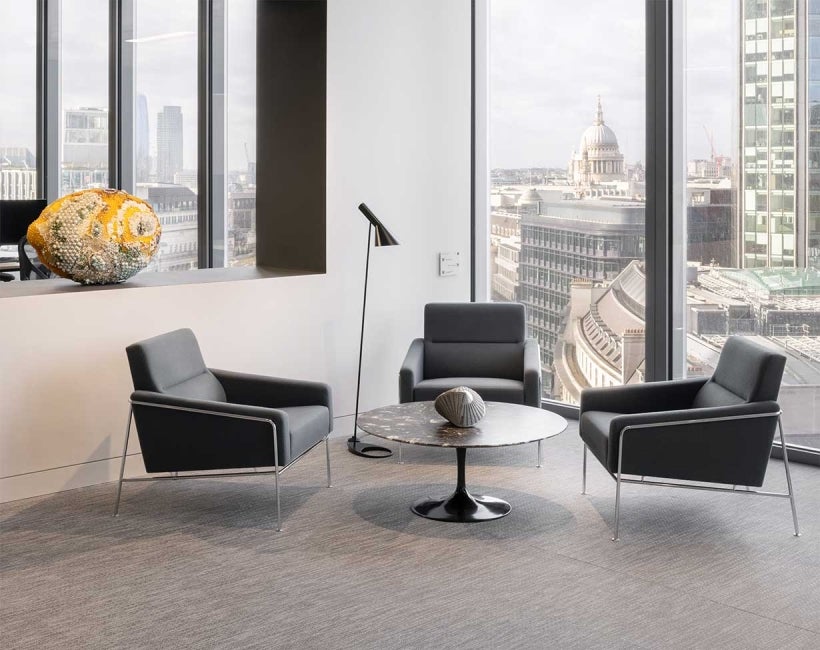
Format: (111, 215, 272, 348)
(0, 0, 256, 172)
(490, 0, 737, 168)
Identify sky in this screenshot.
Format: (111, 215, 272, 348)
(490, 0, 738, 169)
(0, 0, 255, 173)
(1, 0, 738, 175)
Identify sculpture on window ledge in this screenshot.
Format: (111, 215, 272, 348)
(27, 188, 161, 285)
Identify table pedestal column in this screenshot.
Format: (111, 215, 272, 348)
(411, 447, 511, 522)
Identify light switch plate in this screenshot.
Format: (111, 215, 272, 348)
(439, 251, 461, 277)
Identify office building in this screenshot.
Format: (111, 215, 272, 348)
(156, 105, 183, 184)
(61, 108, 108, 194)
(740, 0, 820, 269)
(518, 198, 645, 394)
(136, 184, 198, 272)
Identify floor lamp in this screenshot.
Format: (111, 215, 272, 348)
(348, 203, 399, 458)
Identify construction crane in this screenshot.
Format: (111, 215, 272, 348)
(701, 125, 729, 176)
(703, 125, 717, 161)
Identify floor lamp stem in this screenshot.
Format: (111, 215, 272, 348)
(348, 224, 392, 458)
(353, 224, 372, 439)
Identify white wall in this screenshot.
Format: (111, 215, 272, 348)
(0, 0, 472, 502)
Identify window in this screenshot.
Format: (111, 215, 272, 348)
(488, 0, 645, 405)
(678, 0, 820, 454)
(9, 0, 265, 274)
(0, 1, 38, 203)
(127, 0, 199, 272)
(60, 0, 110, 195)
(225, 0, 257, 268)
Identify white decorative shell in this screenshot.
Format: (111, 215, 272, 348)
(434, 386, 486, 428)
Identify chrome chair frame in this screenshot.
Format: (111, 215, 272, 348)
(581, 411, 800, 541)
(113, 400, 333, 532)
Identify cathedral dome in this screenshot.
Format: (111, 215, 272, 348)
(579, 97, 619, 152)
(568, 96, 626, 189)
(580, 122, 619, 150)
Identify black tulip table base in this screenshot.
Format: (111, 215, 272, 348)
(411, 447, 512, 522)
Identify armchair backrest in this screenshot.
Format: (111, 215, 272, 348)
(692, 336, 786, 408)
(423, 302, 525, 379)
(126, 328, 226, 401)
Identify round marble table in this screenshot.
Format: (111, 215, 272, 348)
(357, 401, 568, 522)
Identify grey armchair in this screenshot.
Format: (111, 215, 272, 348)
(114, 328, 333, 531)
(399, 302, 543, 461)
(580, 336, 799, 541)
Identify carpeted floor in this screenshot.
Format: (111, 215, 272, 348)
(1, 422, 819, 649)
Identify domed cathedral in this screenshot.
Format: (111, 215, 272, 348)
(568, 96, 626, 191)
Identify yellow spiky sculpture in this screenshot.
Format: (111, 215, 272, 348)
(27, 188, 161, 285)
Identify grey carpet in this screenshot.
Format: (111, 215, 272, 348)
(2, 423, 819, 649)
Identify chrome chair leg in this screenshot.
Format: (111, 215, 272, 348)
(271, 423, 281, 532)
(274, 464, 281, 532)
(113, 406, 133, 517)
(581, 444, 587, 495)
(778, 417, 800, 537)
(325, 436, 332, 488)
(612, 440, 624, 542)
(537, 439, 542, 468)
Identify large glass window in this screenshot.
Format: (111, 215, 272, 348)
(128, 0, 198, 272)
(225, 0, 256, 268)
(680, 0, 820, 453)
(0, 1, 38, 202)
(489, 0, 646, 404)
(60, 0, 110, 195)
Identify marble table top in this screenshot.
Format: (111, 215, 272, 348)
(357, 401, 567, 448)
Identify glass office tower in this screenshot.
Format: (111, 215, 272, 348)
(741, 0, 820, 269)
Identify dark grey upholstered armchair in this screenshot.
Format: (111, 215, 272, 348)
(399, 302, 544, 462)
(114, 328, 333, 531)
(580, 336, 800, 541)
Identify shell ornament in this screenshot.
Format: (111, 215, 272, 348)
(434, 386, 486, 428)
(27, 188, 161, 285)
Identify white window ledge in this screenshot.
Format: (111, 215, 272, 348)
(0, 266, 318, 299)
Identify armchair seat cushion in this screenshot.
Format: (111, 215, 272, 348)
(413, 377, 525, 403)
(280, 405, 331, 461)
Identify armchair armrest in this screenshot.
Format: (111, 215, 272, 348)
(129, 390, 293, 470)
(523, 338, 542, 407)
(399, 338, 424, 403)
(605, 400, 781, 485)
(209, 369, 333, 420)
(610, 400, 780, 433)
(580, 377, 708, 415)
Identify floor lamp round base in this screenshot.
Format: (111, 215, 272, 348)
(347, 437, 393, 458)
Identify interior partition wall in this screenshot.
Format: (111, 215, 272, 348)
(475, 0, 819, 464)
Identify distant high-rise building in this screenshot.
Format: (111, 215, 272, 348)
(740, 0, 820, 269)
(62, 108, 108, 193)
(135, 94, 150, 183)
(0, 147, 37, 199)
(156, 106, 183, 183)
(0, 147, 36, 169)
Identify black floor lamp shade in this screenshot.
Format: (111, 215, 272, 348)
(358, 203, 399, 247)
(349, 203, 399, 458)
